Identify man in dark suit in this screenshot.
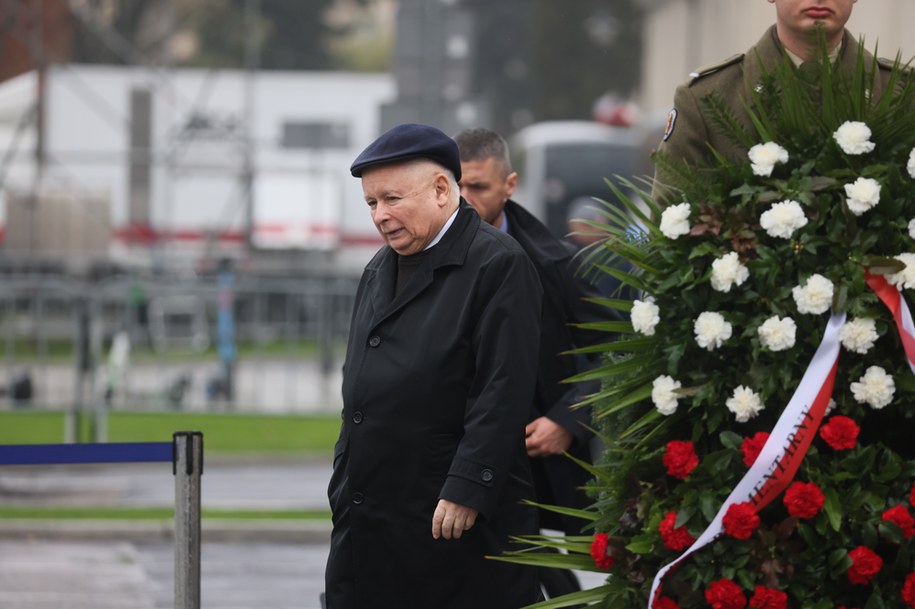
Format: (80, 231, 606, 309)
(325, 123, 543, 609)
(455, 126, 623, 599)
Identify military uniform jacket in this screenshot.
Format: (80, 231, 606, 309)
(325, 201, 543, 609)
(654, 26, 891, 198)
(503, 199, 622, 532)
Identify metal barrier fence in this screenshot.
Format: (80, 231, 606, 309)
(0, 431, 204, 609)
(0, 272, 358, 425)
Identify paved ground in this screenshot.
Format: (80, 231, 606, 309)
(0, 539, 330, 609)
(0, 455, 606, 608)
(0, 456, 334, 609)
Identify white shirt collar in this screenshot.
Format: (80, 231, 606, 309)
(424, 207, 459, 251)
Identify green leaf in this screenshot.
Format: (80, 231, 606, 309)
(517, 584, 616, 609)
(719, 430, 743, 450)
(625, 538, 655, 555)
(823, 487, 843, 532)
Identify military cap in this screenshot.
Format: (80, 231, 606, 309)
(350, 123, 461, 181)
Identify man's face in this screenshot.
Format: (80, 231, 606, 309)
(771, 0, 856, 47)
(458, 157, 517, 228)
(362, 162, 449, 256)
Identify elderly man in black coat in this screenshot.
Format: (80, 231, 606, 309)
(324, 123, 543, 609)
(455, 126, 624, 600)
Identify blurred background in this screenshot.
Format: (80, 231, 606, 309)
(0, 0, 911, 436)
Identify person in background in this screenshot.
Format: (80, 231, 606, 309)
(325, 123, 543, 609)
(652, 0, 898, 201)
(455, 126, 625, 600)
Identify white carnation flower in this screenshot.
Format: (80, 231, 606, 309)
(792, 273, 834, 315)
(748, 142, 789, 177)
(850, 365, 895, 409)
(839, 318, 878, 354)
(833, 121, 876, 155)
(825, 398, 837, 416)
(887, 253, 915, 290)
(907, 147, 915, 179)
(694, 311, 732, 351)
(757, 315, 797, 351)
(760, 200, 808, 239)
(887, 253, 915, 289)
(710, 252, 749, 292)
(908, 218, 915, 240)
(652, 375, 681, 416)
(631, 298, 661, 336)
(726, 385, 765, 423)
(844, 177, 881, 215)
(660, 203, 691, 239)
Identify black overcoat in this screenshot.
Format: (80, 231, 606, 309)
(325, 201, 543, 609)
(503, 200, 625, 534)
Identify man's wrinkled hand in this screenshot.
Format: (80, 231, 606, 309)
(525, 416, 573, 457)
(432, 499, 478, 540)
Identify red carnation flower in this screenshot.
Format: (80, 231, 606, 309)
(659, 511, 696, 551)
(783, 481, 825, 519)
(847, 546, 882, 585)
(882, 505, 915, 539)
(590, 533, 613, 570)
(663, 440, 699, 480)
(819, 415, 860, 450)
(723, 501, 760, 540)
(748, 586, 787, 609)
(740, 432, 770, 467)
(902, 572, 915, 608)
(705, 578, 747, 609)
(655, 597, 683, 609)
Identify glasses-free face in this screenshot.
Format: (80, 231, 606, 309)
(769, 0, 857, 55)
(362, 162, 452, 256)
(458, 157, 518, 229)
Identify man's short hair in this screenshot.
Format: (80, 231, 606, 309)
(454, 127, 513, 176)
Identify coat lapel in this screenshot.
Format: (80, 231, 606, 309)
(368, 202, 479, 328)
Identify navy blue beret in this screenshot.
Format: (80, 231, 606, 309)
(350, 123, 461, 181)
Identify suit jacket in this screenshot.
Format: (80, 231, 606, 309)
(504, 199, 624, 533)
(325, 201, 543, 609)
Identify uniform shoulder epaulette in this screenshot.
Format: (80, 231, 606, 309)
(876, 57, 913, 74)
(687, 53, 745, 85)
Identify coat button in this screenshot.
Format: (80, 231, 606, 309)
(352, 411, 363, 424)
(368, 335, 381, 347)
(480, 469, 493, 482)
(352, 492, 364, 505)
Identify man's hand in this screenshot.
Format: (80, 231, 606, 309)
(525, 416, 573, 457)
(432, 499, 478, 540)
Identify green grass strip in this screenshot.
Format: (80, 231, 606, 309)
(0, 506, 331, 520)
(0, 411, 341, 453)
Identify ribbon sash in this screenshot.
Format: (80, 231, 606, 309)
(648, 313, 845, 607)
(866, 272, 915, 374)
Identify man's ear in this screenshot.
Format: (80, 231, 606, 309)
(434, 173, 452, 207)
(506, 171, 519, 198)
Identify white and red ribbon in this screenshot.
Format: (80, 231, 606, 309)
(647, 275, 915, 607)
(866, 272, 915, 374)
(648, 313, 845, 607)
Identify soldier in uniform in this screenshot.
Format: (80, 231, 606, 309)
(652, 0, 900, 201)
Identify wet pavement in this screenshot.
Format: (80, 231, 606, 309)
(0, 453, 607, 608)
(0, 539, 329, 609)
(0, 456, 333, 609)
